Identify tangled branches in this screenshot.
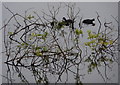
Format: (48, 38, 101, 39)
(2, 3, 118, 84)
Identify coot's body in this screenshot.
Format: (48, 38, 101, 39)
(62, 17, 74, 29)
(82, 19, 95, 26)
(62, 17, 74, 26)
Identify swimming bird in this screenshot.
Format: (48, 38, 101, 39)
(82, 18, 95, 26)
(62, 17, 74, 29)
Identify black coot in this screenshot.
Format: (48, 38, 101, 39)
(82, 19, 95, 26)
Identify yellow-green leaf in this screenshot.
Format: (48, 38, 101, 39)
(87, 30, 91, 34)
(109, 40, 113, 45)
(79, 29, 83, 34)
(27, 15, 34, 19)
(35, 50, 43, 56)
(8, 32, 13, 35)
(75, 29, 83, 35)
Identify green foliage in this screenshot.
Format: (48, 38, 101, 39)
(21, 43, 28, 46)
(87, 30, 91, 34)
(35, 46, 41, 50)
(17, 43, 28, 48)
(31, 33, 44, 37)
(42, 46, 48, 51)
(84, 40, 96, 46)
(41, 32, 48, 41)
(29, 33, 37, 40)
(8, 32, 13, 35)
(34, 50, 43, 56)
(87, 32, 99, 39)
(75, 29, 83, 35)
(27, 15, 34, 20)
(43, 32, 48, 38)
(88, 62, 97, 73)
(29, 32, 48, 41)
(84, 30, 115, 73)
(56, 21, 65, 29)
(85, 31, 114, 49)
(31, 33, 36, 37)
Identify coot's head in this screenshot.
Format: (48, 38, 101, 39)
(63, 17, 66, 21)
(92, 18, 95, 21)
